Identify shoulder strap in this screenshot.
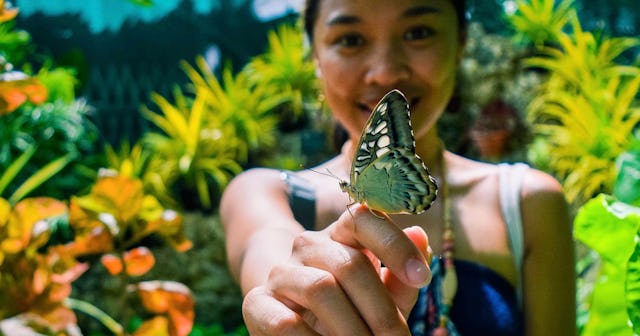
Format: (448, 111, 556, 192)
(498, 162, 529, 308)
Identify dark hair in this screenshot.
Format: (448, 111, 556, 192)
(303, 0, 467, 43)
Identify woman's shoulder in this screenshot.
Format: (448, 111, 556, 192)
(449, 154, 562, 195)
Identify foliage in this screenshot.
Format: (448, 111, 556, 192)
(0, 1, 29, 66)
(509, 0, 576, 47)
(0, 174, 196, 336)
(0, 143, 75, 205)
(243, 23, 320, 129)
(509, 2, 640, 206)
(140, 22, 324, 211)
(573, 193, 640, 335)
(0, 5, 101, 201)
(510, 1, 640, 334)
(141, 78, 245, 211)
(0, 197, 83, 334)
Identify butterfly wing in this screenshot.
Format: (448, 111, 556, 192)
(345, 89, 438, 214)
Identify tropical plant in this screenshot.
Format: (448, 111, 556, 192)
(243, 23, 320, 129)
(509, 0, 576, 47)
(141, 81, 244, 211)
(573, 140, 640, 335)
(0, 174, 196, 336)
(509, 1, 640, 334)
(67, 174, 194, 335)
(1, 4, 101, 201)
(514, 12, 640, 206)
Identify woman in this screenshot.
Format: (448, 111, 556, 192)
(220, 0, 576, 334)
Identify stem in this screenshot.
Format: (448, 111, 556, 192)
(64, 297, 125, 336)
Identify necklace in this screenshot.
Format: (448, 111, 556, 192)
(434, 156, 457, 335)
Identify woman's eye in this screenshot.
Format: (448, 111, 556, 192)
(404, 26, 435, 41)
(335, 34, 364, 47)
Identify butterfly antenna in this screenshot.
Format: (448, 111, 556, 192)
(305, 166, 342, 181)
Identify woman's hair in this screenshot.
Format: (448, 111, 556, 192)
(303, 0, 467, 43)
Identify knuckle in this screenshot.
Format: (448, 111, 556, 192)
(333, 250, 371, 278)
(292, 230, 316, 252)
(242, 287, 306, 335)
(304, 270, 339, 300)
(263, 311, 304, 335)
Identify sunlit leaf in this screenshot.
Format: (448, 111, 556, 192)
(0, 198, 10, 227)
(574, 194, 640, 265)
(123, 247, 155, 276)
(626, 230, 640, 333)
(5, 198, 67, 252)
(101, 254, 123, 275)
(65, 226, 113, 257)
(147, 210, 192, 252)
(0, 0, 18, 23)
(0, 75, 48, 115)
(29, 303, 79, 334)
(133, 315, 170, 336)
(136, 281, 194, 336)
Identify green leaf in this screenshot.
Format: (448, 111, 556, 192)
(0, 144, 37, 196)
(574, 194, 640, 266)
(8, 151, 76, 204)
(627, 231, 640, 333)
(582, 262, 634, 336)
(614, 146, 640, 207)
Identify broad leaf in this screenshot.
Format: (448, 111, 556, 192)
(627, 229, 640, 333)
(614, 146, 640, 207)
(574, 194, 640, 265)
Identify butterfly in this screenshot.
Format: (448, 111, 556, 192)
(340, 89, 438, 214)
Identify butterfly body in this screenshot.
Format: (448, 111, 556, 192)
(341, 89, 437, 214)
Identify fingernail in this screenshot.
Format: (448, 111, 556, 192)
(406, 258, 431, 286)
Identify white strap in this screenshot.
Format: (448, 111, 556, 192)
(498, 162, 529, 308)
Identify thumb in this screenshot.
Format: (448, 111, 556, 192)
(382, 226, 432, 318)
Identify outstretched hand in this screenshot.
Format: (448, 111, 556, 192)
(242, 205, 432, 335)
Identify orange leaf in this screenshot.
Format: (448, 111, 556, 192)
(0, 88, 27, 114)
(29, 303, 79, 334)
(32, 267, 50, 295)
(149, 210, 192, 252)
(8, 198, 67, 250)
(0, 197, 10, 227)
(0, 0, 18, 23)
(47, 282, 72, 303)
(136, 281, 195, 336)
(123, 247, 155, 276)
(90, 176, 145, 224)
(133, 316, 170, 336)
(65, 226, 114, 256)
(23, 83, 49, 104)
(101, 254, 123, 275)
(0, 75, 48, 114)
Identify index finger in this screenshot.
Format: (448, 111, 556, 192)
(329, 205, 431, 288)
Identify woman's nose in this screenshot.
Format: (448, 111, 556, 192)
(364, 42, 410, 86)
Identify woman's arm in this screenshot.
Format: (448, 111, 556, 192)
(220, 168, 304, 293)
(520, 169, 576, 336)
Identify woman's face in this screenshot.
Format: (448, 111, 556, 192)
(312, 0, 463, 142)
